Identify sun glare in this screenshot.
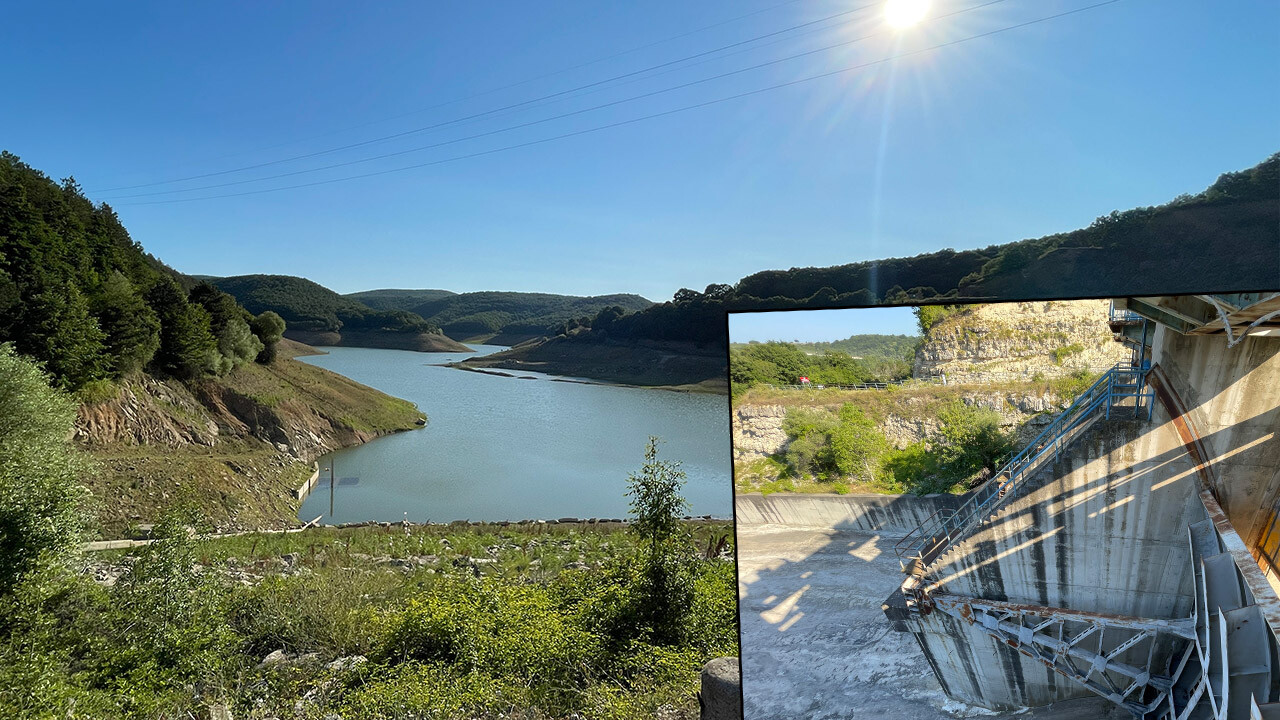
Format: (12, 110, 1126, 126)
(884, 0, 930, 29)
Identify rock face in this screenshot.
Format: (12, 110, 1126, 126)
(914, 300, 1128, 383)
(75, 376, 374, 462)
(732, 405, 788, 461)
(732, 391, 1072, 462)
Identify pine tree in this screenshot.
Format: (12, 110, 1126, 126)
(93, 270, 160, 376)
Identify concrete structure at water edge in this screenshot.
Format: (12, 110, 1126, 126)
(886, 293, 1280, 719)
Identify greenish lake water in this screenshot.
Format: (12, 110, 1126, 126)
(297, 345, 732, 523)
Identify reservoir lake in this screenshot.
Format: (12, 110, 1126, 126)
(296, 345, 732, 524)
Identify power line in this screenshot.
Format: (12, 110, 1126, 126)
(114, 1, 1123, 208)
(92, 0, 808, 180)
(103, 0, 1006, 200)
(92, 2, 876, 193)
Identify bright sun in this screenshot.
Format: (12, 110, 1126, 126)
(884, 0, 931, 29)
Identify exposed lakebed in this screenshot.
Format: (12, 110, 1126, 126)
(297, 345, 732, 523)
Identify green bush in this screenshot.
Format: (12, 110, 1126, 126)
(0, 344, 90, 591)
(829, 404, 888, 479)
(913, 304, 971, 335)
(228, 569, 389, 659)
(380, 576, 601, 712)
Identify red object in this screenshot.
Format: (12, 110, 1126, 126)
(799, 377, 810, 383)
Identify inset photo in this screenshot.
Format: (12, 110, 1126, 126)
(730, 294, 1280, 719)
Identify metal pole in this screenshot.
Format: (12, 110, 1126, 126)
(329, 457, 335, 518)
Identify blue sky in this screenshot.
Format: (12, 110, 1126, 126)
(2, 1, 1276, 301)
(730, 305, 918, 343)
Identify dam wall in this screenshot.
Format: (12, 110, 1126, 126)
(1150, 326, 1280, 573)
(923, 414, 1204, 617)
(733, 492, 963, 535)
(903, 413, 1207, 709)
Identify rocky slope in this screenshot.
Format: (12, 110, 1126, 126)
(75, 339, 426, 536)
(914, 299, 1128, 383)
(732, 386, 1072, 463)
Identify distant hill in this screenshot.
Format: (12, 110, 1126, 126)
(788, 334, 918, 360)
(211, 275, 469, 352)
(349, 289, 654, 342)
(345, 288, 457, 310)
(735, 152, 1279, 304)
(481, 152, 1279, 388)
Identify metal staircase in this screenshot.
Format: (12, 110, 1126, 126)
(894, 362, 1154, 578)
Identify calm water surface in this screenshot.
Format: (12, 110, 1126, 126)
(296, 345, 731, 523)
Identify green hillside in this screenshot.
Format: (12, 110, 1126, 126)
(790, 334, 919, 359)
(345, 287, 457, 310)
(734, 152, 1278, 304)
(212, 274, 435, 335)
(354, 289, 654, 340)
(0, 152, 289, 391)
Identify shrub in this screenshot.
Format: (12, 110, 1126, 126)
(0, 344, 90, 591)
(828, 404, 888, 479)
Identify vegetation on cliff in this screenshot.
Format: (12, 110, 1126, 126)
(738, 398, 1015, 497)
(79, 339, 426, 535)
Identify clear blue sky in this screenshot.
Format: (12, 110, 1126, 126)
(730, 305, 918, 343)
(2, 1, 1275, 301)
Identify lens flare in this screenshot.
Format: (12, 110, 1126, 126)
(884, 0, 930, 29)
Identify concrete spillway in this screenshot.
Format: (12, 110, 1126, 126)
(886, 294, 1280, 718)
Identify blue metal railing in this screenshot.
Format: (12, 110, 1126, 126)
(894, 363, 1153, 575)
(1109, 301, 1144, 324)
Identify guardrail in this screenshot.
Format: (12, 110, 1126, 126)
(1109, 300, 1144, 324)
(765, 375, 945, 391)
(894, 363, 1153, 577)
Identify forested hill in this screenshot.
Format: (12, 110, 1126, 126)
(0, 152, 290, 391)
(347, 288, 653, 342)
(733, 152, 1279, 304)
(209, 274, 467, 352)
(343, 288, 456, 310)
(475, 153, 1278, 387)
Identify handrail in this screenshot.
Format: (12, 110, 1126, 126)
(1109, 300, 1144, 324)
(765, 375, 944, 391)
(895, 363, 1152, 575)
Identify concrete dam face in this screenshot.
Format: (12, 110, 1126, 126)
(886, 294, 1280, 719)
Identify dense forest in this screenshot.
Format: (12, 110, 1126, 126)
(0, 153, 287, 392)
(344, 287, 457, 309)
(349, 288, 653, 340)
(211, 275, 439, 335)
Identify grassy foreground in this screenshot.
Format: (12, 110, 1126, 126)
(2, 520, 737, 720)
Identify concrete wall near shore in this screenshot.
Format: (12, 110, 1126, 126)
(294, 462, 320, 500)
(734, 492, 964, 536)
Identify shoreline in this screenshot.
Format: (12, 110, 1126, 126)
(85, 515, 732, 551)
(446, 360, 727, 394)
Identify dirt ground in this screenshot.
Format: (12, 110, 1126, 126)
(735, 524, 1129, 720)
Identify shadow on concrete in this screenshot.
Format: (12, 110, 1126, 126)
(735, 406, 1277, 719)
